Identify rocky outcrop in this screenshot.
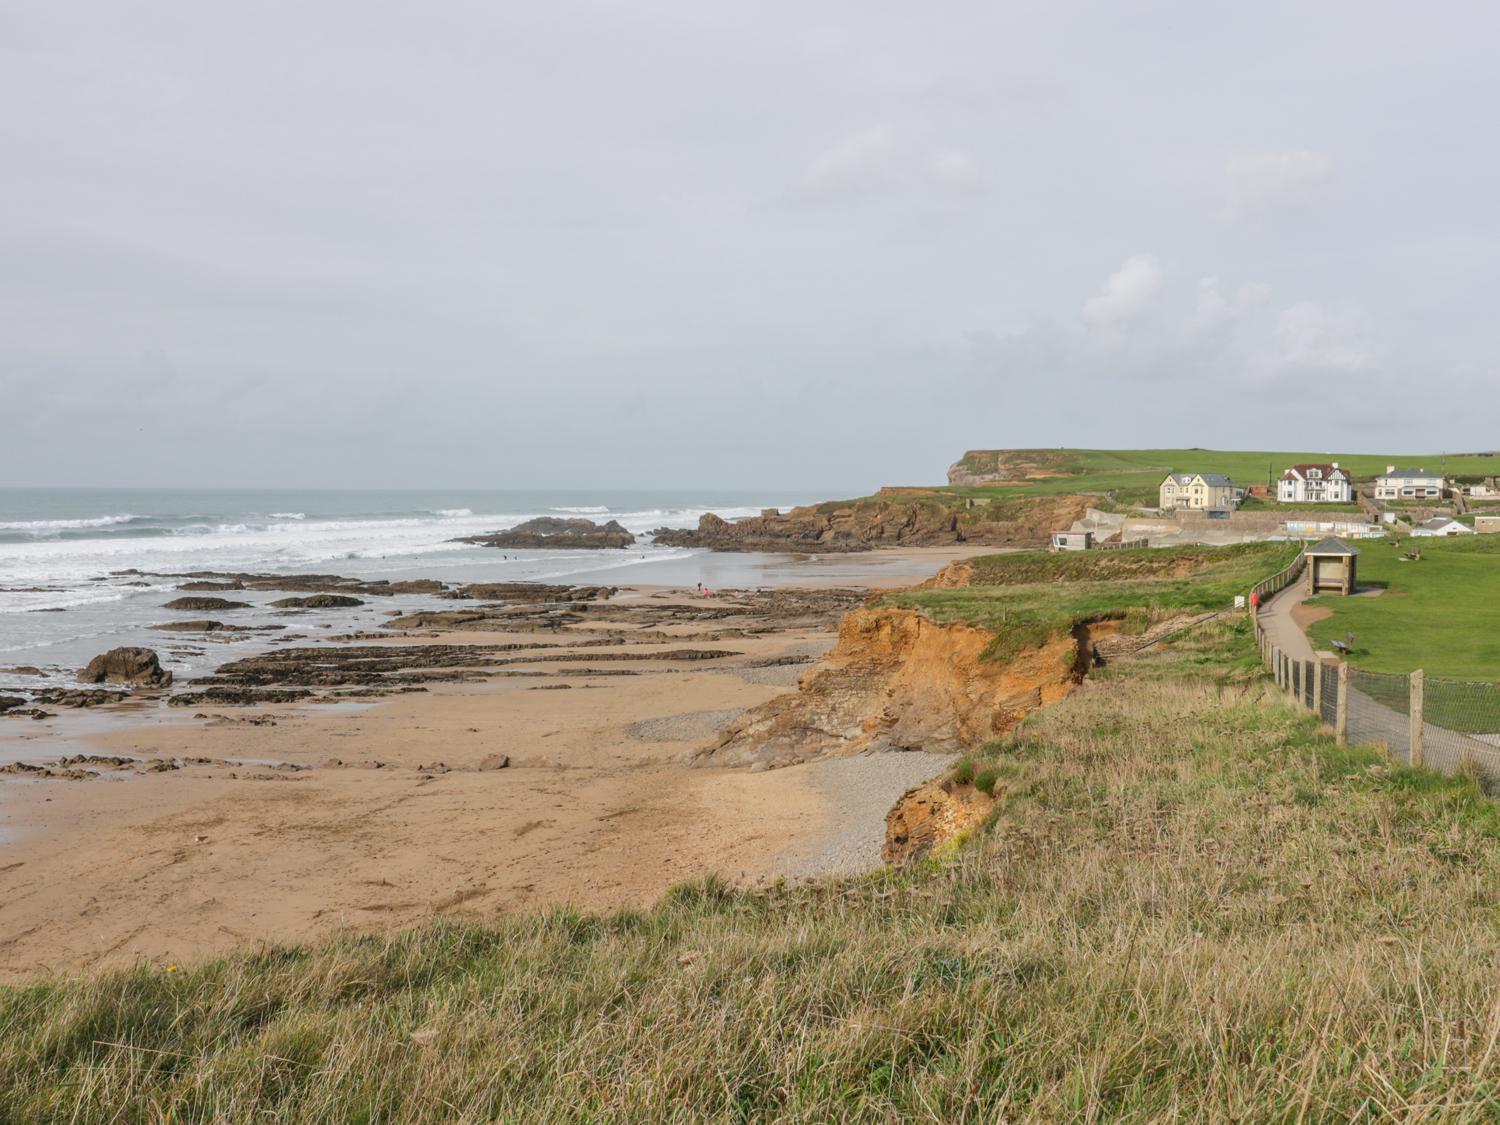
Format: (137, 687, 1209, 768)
(458, 518, 636, 550)
(163, 597, 251, 612)
(269, 594, 365, 609)
(694, 608, 1083, 770)
(78, 647, 173, 688)
(883, 777, 998, 866)
(150, 620, 285, 633)
(945, 449, 1076, 486)
(454, 583, 616, 602)
(652, 495, 1090, 553)
(119, 570, 448, 597)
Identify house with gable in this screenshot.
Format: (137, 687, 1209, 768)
(1277, 462, 1352, 504)
(1158, 472, 1239, 511)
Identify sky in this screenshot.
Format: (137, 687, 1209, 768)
(4, 1, 1499, 491)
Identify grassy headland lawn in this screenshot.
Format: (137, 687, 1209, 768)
(934, 447, 1499, 507)
(1305, 535, 1500, 680)
(8, 607, 1500, 1117)
(881, 542, 1299, 659)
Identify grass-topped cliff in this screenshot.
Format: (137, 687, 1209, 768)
(882, 541, 1298, 659)
(944, 447, 1500, 505)
(7, 609, 1500, 1118)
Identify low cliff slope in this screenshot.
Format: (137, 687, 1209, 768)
(699, 607, 1085, 767)
(702, 543, 1289, 770)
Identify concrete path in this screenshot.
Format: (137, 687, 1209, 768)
(1258, 582, 1317, 663)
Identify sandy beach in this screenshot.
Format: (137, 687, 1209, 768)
(0, 547, 968, 981)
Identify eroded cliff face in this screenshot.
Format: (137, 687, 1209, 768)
(694, 608, 1085, 770)
(883, 777, 997, 866)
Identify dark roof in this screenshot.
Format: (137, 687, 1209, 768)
(1381, 468, 1442, 479)
(1282, 463, 1350, 480)
(1163, 471, 1234, 486)
(1305, 537, 1360, 556)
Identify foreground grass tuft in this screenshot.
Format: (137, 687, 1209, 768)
(6, 624, 1500, 1119)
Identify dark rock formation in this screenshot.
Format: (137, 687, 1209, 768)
(78, 647, 173, 688)
(457, 517, 636, 550)
(269, 594, 365, 609)
(651, 494, 1089, 553)
(149, 620, 285, 633)
(141, 571, 447, 597)
(163, 597, 252, 612)
(0, 695, 26, 713)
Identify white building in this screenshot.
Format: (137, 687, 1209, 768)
(1374, 466, 1445, 501)
(1410, 517, 1473, 537)
(1277, 463, 1352, 504)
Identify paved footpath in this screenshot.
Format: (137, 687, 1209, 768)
(1258, 583, 1318, 662)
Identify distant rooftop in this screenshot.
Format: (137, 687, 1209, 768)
(1305, 537, 1359, 556)
(1164, 471, 1234, 486)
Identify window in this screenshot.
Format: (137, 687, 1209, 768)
(1308, 468, 1322, 479)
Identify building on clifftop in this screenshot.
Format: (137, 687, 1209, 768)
(1277, 463, 1352, 504)
(1158, 472, 1239, 511)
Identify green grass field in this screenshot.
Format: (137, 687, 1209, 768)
(930, 447, 1497, 507)
(1305, 535, 1500, 679)
(9, 620, 1500, 1119)
(882, 542, 1297, 659)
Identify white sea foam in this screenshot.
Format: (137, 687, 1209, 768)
(269, 511, 306, 520)
(0, 513, 136, 532)
(551, 505, 610, 514)
(433, 508, 473, 517)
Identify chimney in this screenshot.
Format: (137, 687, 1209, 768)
(1386, 464, 1395, 474)
(1331, 461, 1339, 469)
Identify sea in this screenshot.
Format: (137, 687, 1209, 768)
(0, 487, 832, 697)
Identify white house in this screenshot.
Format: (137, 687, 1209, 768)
(1277, 463, 1352, 504)
(1467, 479, 1499, 498)
(1374, 466, 1445, 501)
(1158, 472, 1239, 511)
(1410, 517, 1473, 537)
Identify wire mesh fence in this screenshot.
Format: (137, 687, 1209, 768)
(1318, 662, 1339, 726)
(1347, 669, 1411, 763)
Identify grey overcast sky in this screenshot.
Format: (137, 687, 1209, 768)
(3, 2, 1498, 491)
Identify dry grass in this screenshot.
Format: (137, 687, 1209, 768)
(6, 622, 1500, 1120)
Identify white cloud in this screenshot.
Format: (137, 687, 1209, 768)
(1082, 253, 1162, 328)
(1192, 276, 1271, 334)
(805, 125, 899, 192)
(1274, 301, 1378, 375)
(1227, 150, 1332, 215)
(929, 148, 983, 193)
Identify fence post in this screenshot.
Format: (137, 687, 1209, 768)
(1410, 669, 1424, 769)
(1336, 663, 1349, 745)
(1312, 659, 1323, 716)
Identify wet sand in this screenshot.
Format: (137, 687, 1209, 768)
(0, 548, 967, 981)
